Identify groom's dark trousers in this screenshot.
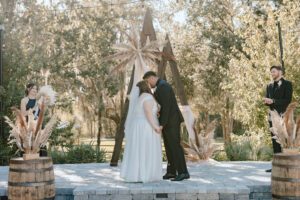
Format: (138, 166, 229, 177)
(154, 79, 188, 175)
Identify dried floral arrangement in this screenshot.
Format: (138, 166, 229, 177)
(182, 120, 217, 161)
(270, 102, 300, 151)
(5, 85, 57, 158)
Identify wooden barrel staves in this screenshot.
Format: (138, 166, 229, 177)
(272, 153, 300, 200)
(8, 157, 55, 200)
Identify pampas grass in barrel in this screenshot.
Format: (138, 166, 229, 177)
(5, 85, 57, 200)
(270, 102, 300, 153)
(270, 102, 300, 200)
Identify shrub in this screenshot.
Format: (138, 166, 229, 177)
(257, 146, 273, 161)
(213, 150, 229, 161)
(48, 149, 68, 164)
(49, 121, 75, 150)
(0, 140, 20, 166)
(225, 139, 251, 161)
(225, 131, 273, 161)
(49, 144, 106, 164)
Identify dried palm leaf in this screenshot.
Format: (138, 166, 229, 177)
(5, 116, 23, 151)
(106, 26, 165, 74)
(27, 110, 36, 133)
(270, 102, 300, 149)
(182, 120, 216, 161)
(284, 102, 297, 138)
(34, 101, 45, 138)
(110, 54, 135, 74)
(35, 115, 57, 148)
(12, 107, 27, 132)
(205, 120, 217, 139)
(270, 110, 288, 145)
(294, 116, 300, 146)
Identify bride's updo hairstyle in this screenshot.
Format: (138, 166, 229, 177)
(137, 80, 152, 96)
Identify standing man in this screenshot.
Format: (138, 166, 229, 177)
(264, 65, 293, 172)
(143, 71, 190, 181)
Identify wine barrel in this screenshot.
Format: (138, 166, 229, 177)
(272, 153, 300, 200)
(8, 157, 55, 200)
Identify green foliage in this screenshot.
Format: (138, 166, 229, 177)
(213, 151, 229, 161)
(49, 144, 106, 164)
(0, 0, 129, 142)
(48, 149, 68, 164)
(0, 142, 20, 166)
(162, 151, 167, 162)
(49, 122, 75, 149)
(225, 132, 273, 161)
(256, 146, 273, 161)
(225, 140, 251, 161)
(1, 0, 300, 154)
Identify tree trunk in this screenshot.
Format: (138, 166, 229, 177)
(221, 98, 233, 143)
(110, 67, 135, 166)
(89, 121, 93, 138)
(120, 71, 125, 115)
(96, 93, 104, 161)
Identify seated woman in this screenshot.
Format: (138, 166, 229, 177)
(20, 83, 47, 157)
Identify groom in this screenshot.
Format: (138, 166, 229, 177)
(143, 71, 190, 181)
(264, 65, 293, 172)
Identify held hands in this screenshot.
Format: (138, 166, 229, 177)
(154, 126, 163, 134)
(264, 98, 274, 105)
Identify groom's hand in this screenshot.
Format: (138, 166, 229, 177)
(264, 98, 273, 105)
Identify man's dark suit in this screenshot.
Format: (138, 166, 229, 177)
(265, 78, 293, 153)
(154, 79, 188, 175)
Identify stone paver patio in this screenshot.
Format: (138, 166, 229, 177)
(0, 160, 272, 200)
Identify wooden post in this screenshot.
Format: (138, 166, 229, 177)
(0, 25, 4, 140)
(140, 9, 157, 46)
(277, 21, 285, 74)
(162, 34, 200, 145)
(157, 56, 167, 79)
(164, 35, 188, 105)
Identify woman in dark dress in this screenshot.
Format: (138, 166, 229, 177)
(20, 83, 47, 156)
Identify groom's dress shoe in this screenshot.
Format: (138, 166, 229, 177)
(163, 173, 176, 180)
(171, 173, 190, 181)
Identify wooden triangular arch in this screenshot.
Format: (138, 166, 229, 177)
(110, 8, 190, 166)
(160, 34, 188, 105)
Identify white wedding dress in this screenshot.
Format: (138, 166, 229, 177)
(120, 93, 163, 183)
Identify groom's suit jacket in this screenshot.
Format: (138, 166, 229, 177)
(265, 78, 293, 115)
(154, 79, 184, 127)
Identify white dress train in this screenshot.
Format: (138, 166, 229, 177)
(120, 93, 162, 183)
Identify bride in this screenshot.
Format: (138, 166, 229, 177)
(120, 80, 163, 183)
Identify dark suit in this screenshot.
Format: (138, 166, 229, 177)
(265, 78, 293, 153)
(154, 79, 188, 175)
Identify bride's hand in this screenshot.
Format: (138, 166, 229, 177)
(154, 127, 162, 134)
